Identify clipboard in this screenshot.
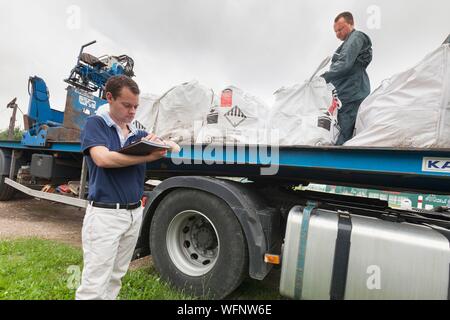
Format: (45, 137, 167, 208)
(119, 139, 171, 156)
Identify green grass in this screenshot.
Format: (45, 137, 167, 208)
(0, 238, 282, 300)
(0, 238, 192, 300)
(0, 238, 82, 299)
(119, 265, 194, 300)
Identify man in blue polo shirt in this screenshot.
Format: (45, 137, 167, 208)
(75, 75, 168, 300)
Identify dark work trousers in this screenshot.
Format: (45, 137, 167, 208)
(336, 98, 365, 146)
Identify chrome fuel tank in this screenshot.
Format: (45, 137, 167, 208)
(280, 205, 450, 300)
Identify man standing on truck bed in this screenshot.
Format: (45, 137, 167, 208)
(75, 75, 167, 300)
(321, 11, 373, 145)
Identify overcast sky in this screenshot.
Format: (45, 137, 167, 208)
(0, 0, 449, 130)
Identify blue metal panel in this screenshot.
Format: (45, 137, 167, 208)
(279, 148, 450, 177)
(64, 86, 107, 130)
(167, 145, 450, 178)
(0, 141, 449, 193)
(21, 128, 48, 147)
(48, 143, 82, 153)
(150, 145, 450, 194)
(27, 77, 54, 125)
(0, 141, 81, 153)
(51, 110, 65, 124)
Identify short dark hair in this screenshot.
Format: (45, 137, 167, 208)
(105, 75, 140, 99)
(335, 11, 354, 25)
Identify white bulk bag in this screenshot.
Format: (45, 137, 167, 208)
(150, 81, 216, 143)
(133, 93, 160, 131)
(269, 76, 341, 146)
(196, 86, 271, 145)
(345, 44, 450, 148)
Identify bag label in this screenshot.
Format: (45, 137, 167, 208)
(422, 157, 450, 173)
(206, 109, 219, 124)
(317, 115, 331, 131)
(221, 89, 233, 108)
(224, 106, 247, 128)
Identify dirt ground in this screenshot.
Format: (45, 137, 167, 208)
(0, 195, 85, 247)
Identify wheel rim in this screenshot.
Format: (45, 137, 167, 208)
(166, 210, 220, 277)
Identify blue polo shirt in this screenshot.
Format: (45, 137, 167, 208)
(80, 113, 148, 204)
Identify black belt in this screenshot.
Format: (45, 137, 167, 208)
(90, 201, 142, 210)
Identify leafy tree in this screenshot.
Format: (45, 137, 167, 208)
(0, 128, 24, 141)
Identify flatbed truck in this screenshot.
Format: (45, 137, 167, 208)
(1, 40, 449, 300)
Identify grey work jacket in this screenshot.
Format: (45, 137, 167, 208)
(322, 30, 373, 104)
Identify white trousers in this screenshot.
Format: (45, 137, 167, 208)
(75, 204, 143, 300)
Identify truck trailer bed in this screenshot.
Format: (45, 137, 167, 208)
(1, 141, 449, 195)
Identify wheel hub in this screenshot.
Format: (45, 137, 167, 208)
(166, 210, 220, 277)
(192, 222, 217, 251)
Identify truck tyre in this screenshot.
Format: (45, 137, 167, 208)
(0, 149, 16, 201)
(150, 189, 248, 299)
(0, 175, 16, 201)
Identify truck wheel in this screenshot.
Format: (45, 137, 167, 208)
(0, 149, 16, 201)
(150, 189, 248, 299)
(0, 175, 16, 201)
